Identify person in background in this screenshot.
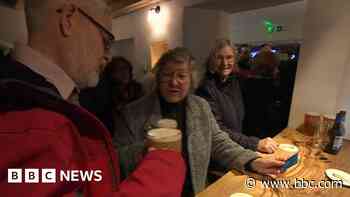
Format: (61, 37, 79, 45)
(253, 50, 280, 79)
(0, 0, 185, 196)
(196, 39, 278, 154)
(80, 56, 144, 135)
(113, 47, 286, 196)
(259, 43, 273, 53)
(278, 47, 299, 130)
(242, 48, 281, 138)
(237, 44, 252, 71)
(140, 63, 159, 95)
(237, 44, 255, 78)
(107, 57, 144, 108)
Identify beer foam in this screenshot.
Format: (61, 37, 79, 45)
(279, 144, 299, 153)
(305, 112, 320, 116)
(230, 193, 252, 197)
(147, 128, 181, 142)
(157, 119, 178, 129)
(324, 114, 335, 120)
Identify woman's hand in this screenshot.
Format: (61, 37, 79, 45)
(249, 157, 286, 175)
(257, 137, 278, 153)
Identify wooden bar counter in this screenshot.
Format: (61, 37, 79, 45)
(197, 128, 350, 197)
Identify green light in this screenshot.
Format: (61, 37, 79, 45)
(264, 20, 276, 33)
(264, 20, 273, 26)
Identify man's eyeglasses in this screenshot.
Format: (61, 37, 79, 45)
(77, 8, 114, 52)
(57, 7, 115, 52)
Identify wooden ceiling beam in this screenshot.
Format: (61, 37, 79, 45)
(108, 0, 140, 10)
(109, 0, 169, 18)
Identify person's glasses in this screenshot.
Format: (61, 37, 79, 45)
(159, 71, 191, 83)
(77, 8, 114, 52)
(57, 7, 115, 52)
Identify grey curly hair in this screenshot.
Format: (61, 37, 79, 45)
(154, 47, 196, 91)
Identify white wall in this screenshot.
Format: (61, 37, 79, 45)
(0, 6, 27, 46)
(112, 0, 210, 80)
(113, 2, 173, 80)
(112, 0, 308, 80)
(111, 38, 136, 67)
(288, 0, 350, 139)
(112, 1, 183, 80)
(230, 1, 306, 44)
(183, 7, 232, 80)
(184, 7, 232, 65)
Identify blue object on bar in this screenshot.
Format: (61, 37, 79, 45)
(281, 153, 298, 171)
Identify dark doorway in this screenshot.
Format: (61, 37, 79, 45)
(237, 43, 300, 138)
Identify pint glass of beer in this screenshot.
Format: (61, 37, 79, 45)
(304, 112, 321, 136)
(146, 128, 182, 152)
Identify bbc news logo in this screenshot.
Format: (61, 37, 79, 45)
(8, 169, 102, 183)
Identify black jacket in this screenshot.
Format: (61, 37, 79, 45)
(79, 78, 144, 136)
(196, 73, 259, 150)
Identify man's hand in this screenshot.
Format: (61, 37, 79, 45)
(257, 137, 278, 153)
(249, 157, 286, 175)
(148, 147, 157, 152)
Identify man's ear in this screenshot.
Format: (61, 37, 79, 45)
(59, 3, 78, 37)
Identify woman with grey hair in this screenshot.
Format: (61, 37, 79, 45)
(196, 39, 278, 153)
(113, 47, 286, 196)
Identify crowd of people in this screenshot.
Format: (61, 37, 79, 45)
(235, 43, 298, 138)
(0, 0, 297, 196)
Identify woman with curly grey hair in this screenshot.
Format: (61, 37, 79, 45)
(114, 46, 286, 196)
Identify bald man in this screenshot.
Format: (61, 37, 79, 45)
(0, 0, 185, 196)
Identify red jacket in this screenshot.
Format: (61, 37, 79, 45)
(0, 60, 186, 197)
